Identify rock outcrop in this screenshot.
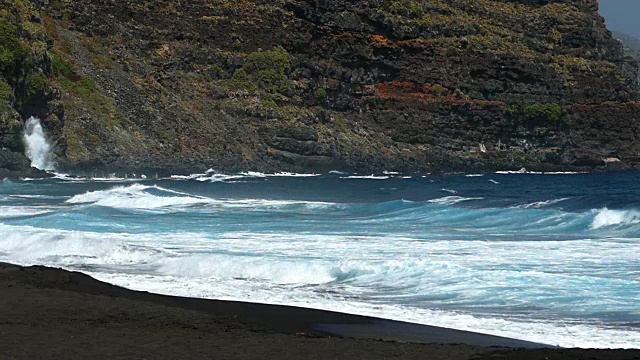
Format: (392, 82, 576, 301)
(0, 0, 638, 175)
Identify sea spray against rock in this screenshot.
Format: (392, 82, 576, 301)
(23, 117, 56, 171)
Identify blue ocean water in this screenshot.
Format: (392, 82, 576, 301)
(0, 171, 639, 348)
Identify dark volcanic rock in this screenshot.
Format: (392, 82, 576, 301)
(0, 148, 51, 178)
(0, 0, 638, 174)
(0, 148, 30, 171)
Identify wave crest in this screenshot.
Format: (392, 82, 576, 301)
(591, 208, 640, 229)
(66, 184, 209, 209)
(64, 184, 336, 211)
(427, 196, 484, 205)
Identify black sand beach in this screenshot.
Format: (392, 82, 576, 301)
(0, 263, 638, 359)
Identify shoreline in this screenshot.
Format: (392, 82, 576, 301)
(2, 167, 636, 182)
(0, 153, 636, 181)
(1, 262, 638, 359)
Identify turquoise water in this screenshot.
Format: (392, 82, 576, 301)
(1, 171, 639, 348)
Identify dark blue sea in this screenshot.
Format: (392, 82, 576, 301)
(1, 170, 639, 348)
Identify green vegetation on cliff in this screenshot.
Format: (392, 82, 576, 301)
(523, 103, 564, 125)
(25, 72, 48, 97)
(0, 79, 11, 104)
(0, 18, 22, 72)
(0, 0, 56, 159)
(239, 46, 292, 94)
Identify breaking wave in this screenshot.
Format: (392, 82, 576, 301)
(55, 184, 640, 235)
(590, 208, 640, 229)
(66, 184, 211, 209)
(64, 184, 335, 211)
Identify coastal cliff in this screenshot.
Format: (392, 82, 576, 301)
(1, 0, 638, 175)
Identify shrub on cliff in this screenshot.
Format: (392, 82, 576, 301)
(0, 78, 19, 128)
(0, 18, 23, 73)
(230, 68, 258, 92)
(315, 88, 327, 101)
(0, 80, 11, 104)
(523, 103, 564, 124)
(389, 0, 424, 18)
(26, 72, 49, 97)
(51, 53, 74, 78)
(231, 46, 293, 95)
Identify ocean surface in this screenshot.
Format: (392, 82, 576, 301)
(1, 170, 639, 348)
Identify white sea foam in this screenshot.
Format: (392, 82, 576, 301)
(23, 117, 56, 171)
(63, 183, 336, 210)
(591, 208, 640, 229)
(0, 207, 54, 219)
(428, 196, 484, 205)
(171, 169, 243, 182)
(55, 171, 149, 182)
(52, 173, 86, 181)
(0, 225, 167, 266)
(65, 184, 210, 209)
(515, 198, 570, 209)
(538, 171, 587, 175)
(262, 172, 320, 177)
(496, 168, 528, 174)
(496, 170, 586, 175)
(8, 194, 67, 199)
(173, 174, 247, 182)
(158, 255, 337, 285)
(170, 170, 320, 182)
(342, 175, 390, 180)
(90, 177, 141, 182)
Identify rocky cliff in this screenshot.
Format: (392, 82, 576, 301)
(613, 31, 640, 60)
(1, 0, 639, 176)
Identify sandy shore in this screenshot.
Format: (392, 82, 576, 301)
(0, 263, 638, 359)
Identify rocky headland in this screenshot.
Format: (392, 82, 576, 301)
(1, 0, 639, 176)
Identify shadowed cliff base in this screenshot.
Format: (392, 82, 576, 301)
(0, 263, 639, 359)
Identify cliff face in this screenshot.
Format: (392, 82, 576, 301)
(1, 0, 639, 175)
(613, 31, 640, 60)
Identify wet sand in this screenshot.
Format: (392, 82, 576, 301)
(0, 263, 638, 359)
